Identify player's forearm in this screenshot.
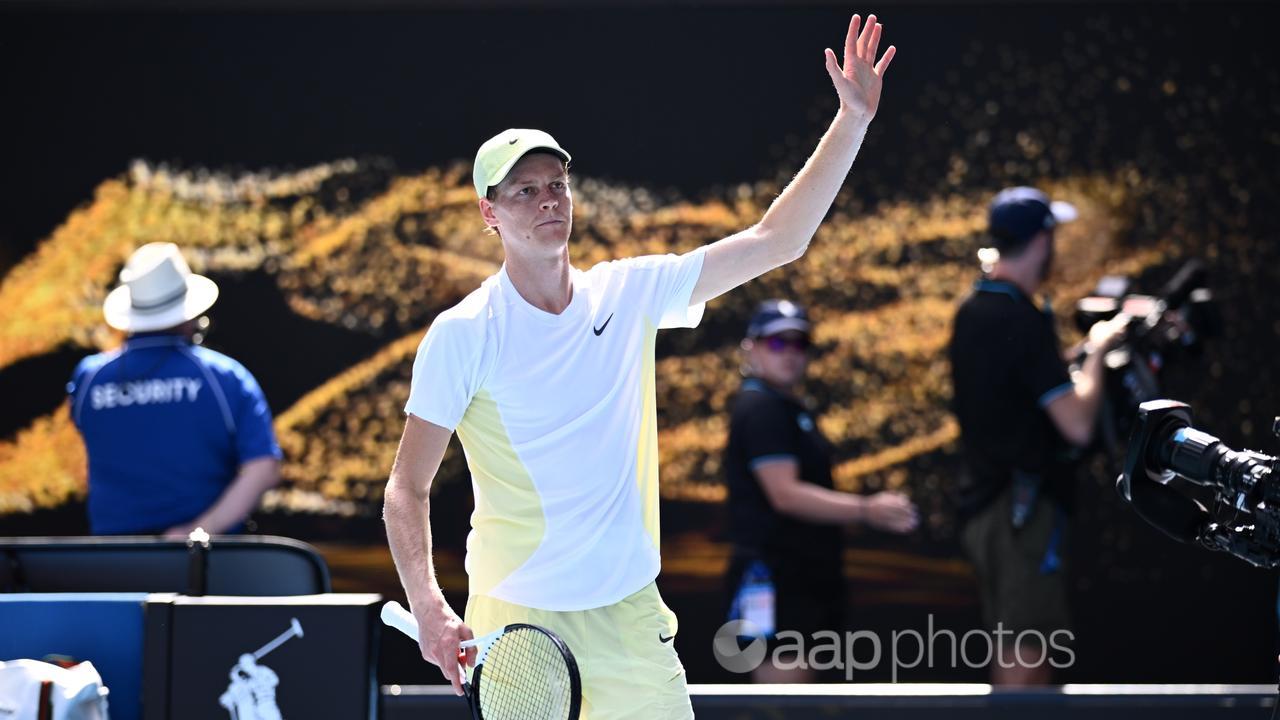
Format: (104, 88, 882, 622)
(177, 456, 280, 535)
(755, 109, 872, 262)
(383, 478, 449, 613)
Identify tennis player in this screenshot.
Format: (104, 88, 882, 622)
(384, 13, 896, 717)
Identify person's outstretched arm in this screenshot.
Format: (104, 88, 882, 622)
(1046, 316, 1128, 446)
(690, 12, 896, 306)
(383, 414, 476, 695)
(753, 459, 919, 532)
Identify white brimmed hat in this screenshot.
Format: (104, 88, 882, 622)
(103, 243, 219, 332)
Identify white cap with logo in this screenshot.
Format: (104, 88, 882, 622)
(473, 128, 571, 199)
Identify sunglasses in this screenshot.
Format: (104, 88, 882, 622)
(761, 335, 811, 353)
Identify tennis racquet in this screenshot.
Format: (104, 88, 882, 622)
(381, 600, 582, 720)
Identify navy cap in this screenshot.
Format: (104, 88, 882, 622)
(747, 299, 811, 339)
(987, 187, 1078, 252)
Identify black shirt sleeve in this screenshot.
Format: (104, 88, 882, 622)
(1017, 311, 1073, 409)
(730, 390, 800, 469)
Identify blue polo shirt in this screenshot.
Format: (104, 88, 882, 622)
(67, 333, 281, 534)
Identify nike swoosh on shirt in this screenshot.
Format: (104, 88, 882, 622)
(593, 313, 614, 336)
(659, 633, 674, 644)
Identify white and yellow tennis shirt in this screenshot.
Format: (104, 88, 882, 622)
(405, 250, 706, 611)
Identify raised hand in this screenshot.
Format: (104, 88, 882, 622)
(824, 13, 896, 119)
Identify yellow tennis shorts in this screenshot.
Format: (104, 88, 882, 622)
(465, 580, 694, 720)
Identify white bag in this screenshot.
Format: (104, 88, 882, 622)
(0, 659, 109, 720)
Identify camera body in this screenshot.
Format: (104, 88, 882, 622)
(1073, 260, 1219, 451)
(1119, 399, 1279, 568)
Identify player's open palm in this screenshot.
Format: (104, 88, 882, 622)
(824, 13, 895, 119)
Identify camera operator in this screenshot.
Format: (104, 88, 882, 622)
(948, 187, 1127, 686)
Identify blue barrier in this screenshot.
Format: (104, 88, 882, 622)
(0, 593, 149, 720)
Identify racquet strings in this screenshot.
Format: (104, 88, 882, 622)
(476, 626, 574, 720)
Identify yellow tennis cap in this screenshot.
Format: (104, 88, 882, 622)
(473, 129, 572, 199)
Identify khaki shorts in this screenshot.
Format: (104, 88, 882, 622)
(960, 487, 1072, 636)
(465, 581, 694, 720)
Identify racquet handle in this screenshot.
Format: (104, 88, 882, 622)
(382, 600, 493, 648)
(381, 601, 421, 640)
(382, 601, 472, 688)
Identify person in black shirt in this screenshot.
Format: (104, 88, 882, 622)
(724, 299, 919, 682)
(949, 187, 1127, 686)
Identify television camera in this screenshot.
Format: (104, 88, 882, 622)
(1073, 260, 1219, 453)
(1119, 400, 1279, 568)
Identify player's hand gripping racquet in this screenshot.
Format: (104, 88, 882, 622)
(381, 601, 582, 720)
